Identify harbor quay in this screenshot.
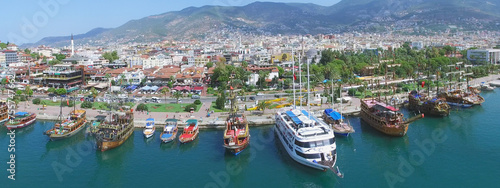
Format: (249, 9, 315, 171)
(17, 74, 500, 129)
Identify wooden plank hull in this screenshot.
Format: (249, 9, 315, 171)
(360, 109, 408, 137)
(97, 127, 134, 152)
(224, 136, 250, 155)
(48, 121, 87, 140)
(5, 115, 37, 129)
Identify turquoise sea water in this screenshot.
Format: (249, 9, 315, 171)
(2, 91, 500, 188)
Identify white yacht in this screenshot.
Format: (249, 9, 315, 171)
(275, 107, 338, 172)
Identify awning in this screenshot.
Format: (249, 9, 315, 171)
(193, 86, 203, 91)
(141, 86, 151, 91)
(150, 86, 159, 91)
(68, 80, 82, 86)
(67, 87, 79, 93)
(15, 112, 28, 116)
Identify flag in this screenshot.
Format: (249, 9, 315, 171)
(421, 81, 425, 88)
(66, 99, 69, 106)
(6, 76, 9, 83)
(456, 67, 459, 70)
(230, 86, 234, 90)
(293, 74, 297, 80)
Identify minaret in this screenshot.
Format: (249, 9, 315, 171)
(71, 34, 74, 56)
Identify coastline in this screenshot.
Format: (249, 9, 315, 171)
(19, 74, 500, 129)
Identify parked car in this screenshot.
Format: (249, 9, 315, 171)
(48, 93, 56, 98)
(191, 95, 200, 99)
(249, 96, 255, 100)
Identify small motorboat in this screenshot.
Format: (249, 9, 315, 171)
(179, 119, 199, 144)
(143, 118, 155, 139)
(160, 119, 178, 143)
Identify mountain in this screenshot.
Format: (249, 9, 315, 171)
(29, 0, 500, 46)
(23, 28, 111, 48)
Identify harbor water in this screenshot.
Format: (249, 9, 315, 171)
(2, 90, 500, 188)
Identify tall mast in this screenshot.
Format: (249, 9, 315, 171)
(339, 83, 342, 122)
(331, 80, 334, 108)
(299, 53, 302, 108)
(307, 58, 310, 117)
(292, 48, 296, 109)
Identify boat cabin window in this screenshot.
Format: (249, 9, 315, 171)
(295, 138, 335, 148)
(295, 151, 321, 159)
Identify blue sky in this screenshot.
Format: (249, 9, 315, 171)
(0, 0, 340, 45)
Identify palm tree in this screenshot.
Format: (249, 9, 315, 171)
(160, 87, 170, 107)
(24, 85, 32, 99)
(90, 87, 98, 99)
(173, 91, 182, 103)
(257, 100, 271, 114)
(14, 99, 19, 109)
(120, 74, 126, 85)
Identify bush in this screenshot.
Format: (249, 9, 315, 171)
(348, 88, 356, 96)
(13, 95, 27, 101)
(184, 104, 197, 112)
(194, 100, 201, 105)
(207, 87, 214, 94)
(136, 103, 148, 112)
(60, 100, 75, 107)
(32, 98, 41, 105)
(81, 101, 93, 108)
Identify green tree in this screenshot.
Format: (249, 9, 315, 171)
(53, 53, 67, 61)
(136, 103, 148, 112)
(49, 59, 61, 65)
(56, 88, 67, 95)
(48, 87, 56, 93)
(257, 100, 271, 113)
(184, 103, 197, 112)
(0, 43, 7, 49)
(90, 87, 98, 98)
(173, 91, 182, 103)
(277, 66, 284, 77)
(102, 51, 119, 62)
(206, 62, 214, 69)
(194, 99, 201, 105)
(32, 98, 41, 105)
(215, 92, 226, 110)
(160, 87, 169, 107)
(16, 90, 23, 95)
(81, 101, 93, 108)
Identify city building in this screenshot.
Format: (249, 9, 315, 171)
(43, 64, 84, 89)
(467, 49, 500, 64)
(3, 50, 18, 66)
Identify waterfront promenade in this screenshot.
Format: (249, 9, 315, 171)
(12, 74, 500, 128)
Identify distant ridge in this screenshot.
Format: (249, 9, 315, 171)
(27, 0, 500, 47)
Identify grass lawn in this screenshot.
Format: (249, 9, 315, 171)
(209, 102, 229, 112)
(91, 102, 135, 111)
(145, 103, 202, 112)
(40, 99, 82, 106)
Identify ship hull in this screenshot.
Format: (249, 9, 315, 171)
(224, 136, 250, 155)
(274, 122, 334, 171)
(334, 132, 350, 137)
(5, 116, 37, 129)
(97, 128, 134, 152)
(360, 110, 408, 137)
(48, 121, 87, 141)
(179, 131, 198, 144)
